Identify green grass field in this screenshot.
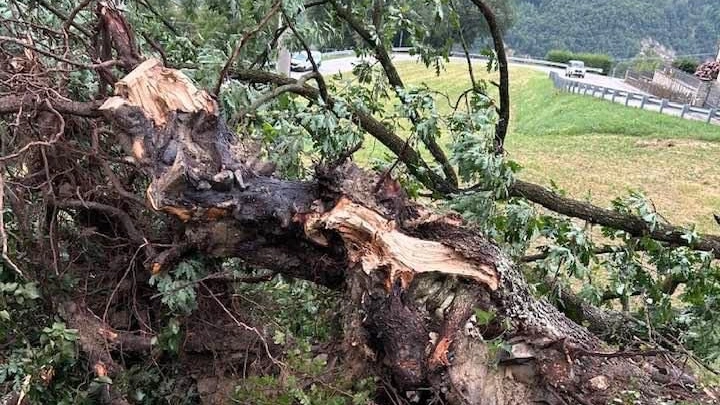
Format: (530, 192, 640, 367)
(385, 61, 720, 232)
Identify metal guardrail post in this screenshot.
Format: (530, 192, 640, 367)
(680, 104, 689, 118)
(611, 90, 617, 102)
(625, 94, 631, 106)
(640, 95, 648, 109)
(708, 108, 717, 124)
(659, 99, 668, 113)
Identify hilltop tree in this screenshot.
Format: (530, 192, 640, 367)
(0, 1, 718, 404)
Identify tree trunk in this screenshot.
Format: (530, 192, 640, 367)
(94, 59, 714, 404)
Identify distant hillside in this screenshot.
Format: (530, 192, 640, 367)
(506, 0, 720, 60)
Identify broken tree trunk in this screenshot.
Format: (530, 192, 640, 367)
(97, 59, 714, 404)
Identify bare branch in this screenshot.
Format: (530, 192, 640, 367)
(281, 8, 330, 103)
(0, 36, 121, 70)
(135, 0, 200, 47)
(450, 0, 477, 89)
(0, 95, 101, 117)
(56, 199, 156, 258)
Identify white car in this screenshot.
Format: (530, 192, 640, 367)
(290, 51, 322, 72)
(565, 60, 586, 78)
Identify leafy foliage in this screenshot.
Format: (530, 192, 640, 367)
(150, 259, 207, 315)
(672, 57, 700, 74)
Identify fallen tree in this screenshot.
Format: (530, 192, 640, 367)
(90, 55, 709, 403)
(0, 1, 718, 404)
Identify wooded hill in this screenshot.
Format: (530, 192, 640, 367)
(507, 0, 720, 59)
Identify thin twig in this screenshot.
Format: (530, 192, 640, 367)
(150, 271, 277, 300)
(35, 0, 92, 37)
(231, 71, 318, 123)
(136, 0, 200, 47)
(201, 282, 284, 368)
(0, 169, 23, 278)
(103, 242, 147, 324)
(450, 0, 477, 89)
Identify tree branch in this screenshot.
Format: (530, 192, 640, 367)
(450, 0, 478, 89)
(62, 0, 93, 34)
(281, 8, 330, 103)
(135, 0, 200, 47)
(35, 0, 93, 38)
(468, 0, 510, 152)
(0, 95, 102, 117)
(329, 0, 459, 188)
(231, 69, 456, 194)
(231, 71, 319, 123)
(0, 36, 121, 70)
(56, 199, 156, 257)
(214, 1, 282, 95)
(510, 180, 720, 257)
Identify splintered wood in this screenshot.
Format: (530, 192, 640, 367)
(99, 58, 223, 221)
(318, 197, 499, 290)
(99, 58, 216, 127)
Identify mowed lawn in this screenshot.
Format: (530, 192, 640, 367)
(389, 61, 720, 232)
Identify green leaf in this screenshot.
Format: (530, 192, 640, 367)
(22, 283, 40, 300)
(474, 308, 496, 326)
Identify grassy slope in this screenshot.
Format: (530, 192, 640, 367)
(391, 60, 720, 232)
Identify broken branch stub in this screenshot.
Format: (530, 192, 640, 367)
(99, 58, 239, 221)
(313, 197, 499, 290)
(100, 58, 216, 128)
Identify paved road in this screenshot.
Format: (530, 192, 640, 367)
(292, 53, 644, 93)
(558, 71, 644, 94)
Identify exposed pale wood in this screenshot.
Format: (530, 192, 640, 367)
(100, 58, 216, 127)
(318, 197, 499, 290)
